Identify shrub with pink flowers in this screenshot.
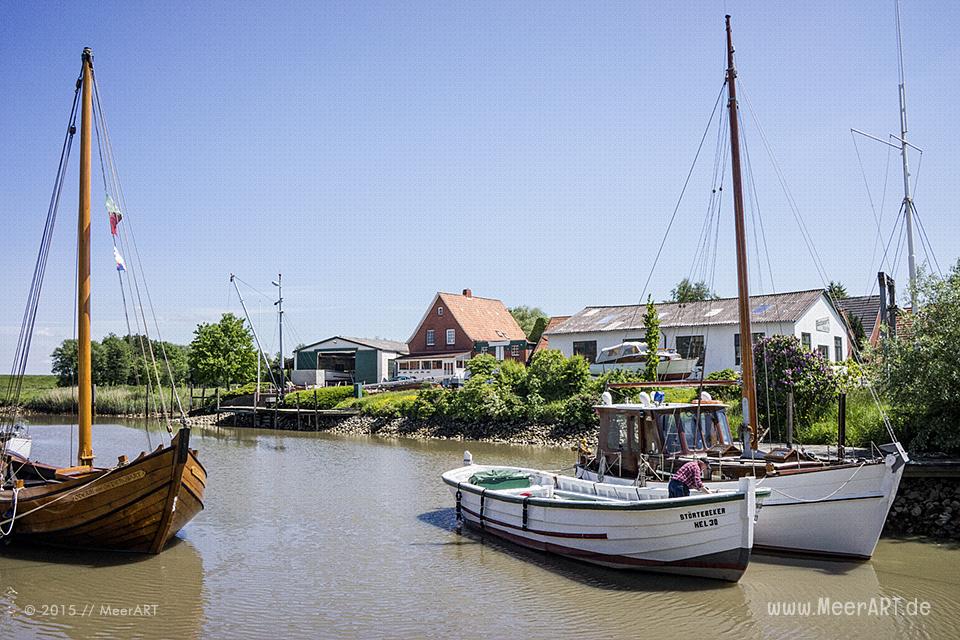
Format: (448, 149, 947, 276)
(752, 334, 838, 440)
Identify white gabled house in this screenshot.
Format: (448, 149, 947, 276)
(544, 289, 848, 375)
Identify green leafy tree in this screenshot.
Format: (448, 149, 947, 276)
(100, 333, 134, 386)
(188, 313, 258, 386)
(669, 278, 718, 303)
(643, 295, 661, 381)
(875, 262, 960, 454)
(849, 314, 868, 354)
(527, 349, 590, 402)
(51, 338, 105, 386)
(508, 305, 548, 339)
(827, 281, 849, 301)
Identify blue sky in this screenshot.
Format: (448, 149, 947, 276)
(2, 1, 958, 373)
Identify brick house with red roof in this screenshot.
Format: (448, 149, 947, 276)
(395, 289, 530, 380)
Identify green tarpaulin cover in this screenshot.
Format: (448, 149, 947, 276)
(469, 469, 531, 490)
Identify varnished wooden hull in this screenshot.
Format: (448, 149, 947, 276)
(1, 429, 205, 554)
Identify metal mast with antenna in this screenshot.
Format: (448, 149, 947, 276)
(273, 274, 284, 399)
(851, 0, 920, 310)
(895, 0, 917, 310)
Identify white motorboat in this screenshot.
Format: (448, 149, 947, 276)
(576, 400, 907, 559)
(588, 342, 697, 380)
(1, 436, 31, 460)
(442, 461, 768, 582)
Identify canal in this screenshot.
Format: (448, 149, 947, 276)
(2, 418, 958, 639)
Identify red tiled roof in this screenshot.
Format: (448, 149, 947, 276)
(436, 291, 527, 342)
(534, 315, 571, 353)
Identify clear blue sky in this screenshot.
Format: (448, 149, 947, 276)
(2, 1, 958, 373)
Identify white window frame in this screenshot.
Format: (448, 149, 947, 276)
(446, 328, 455, 345)
(426, 329, 435, 346)
(437, 307, 443, 316)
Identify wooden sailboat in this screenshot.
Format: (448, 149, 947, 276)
(576, 16, 908, 560)
(0, 49, 206, 553)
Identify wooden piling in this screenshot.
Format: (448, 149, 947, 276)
(313, 388, 318, 431)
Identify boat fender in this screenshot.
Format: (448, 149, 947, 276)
(455, 483, 462, 522)
(479, 490, 486, 530)
(521, 496, 530, 531)
(463, 450, 473, 466)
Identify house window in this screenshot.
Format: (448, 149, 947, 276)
(446, 329, 456, 345)
(426, 329, 435, 346)
(801, 332, 812, 351)
(573, 340, 598, 363)
(408, 361, 419, 370)
(455, 359, 465, 369)
(433, 360, 443, 369)
(437, 307, 443, 316)
(511, 344, 520, 357)
(676, 335, 705, 366)
(734, 332, 765, 366)
(817, 345, 829, 360)
(835, 336, 843, 362)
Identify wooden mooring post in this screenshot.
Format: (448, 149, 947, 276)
(313, 388, 318, 431)
(296, 394, 301, 430)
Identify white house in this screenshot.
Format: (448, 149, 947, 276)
(545, 289, 848, 375)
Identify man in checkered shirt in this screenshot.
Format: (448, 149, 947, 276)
(668, 459, 713, 498)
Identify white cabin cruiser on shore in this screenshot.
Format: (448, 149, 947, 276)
(588, 342, 697, 380)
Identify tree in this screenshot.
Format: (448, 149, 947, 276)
(526, 349, 590, 402)
(188, 313, 258, 386)
(643, 295, 661, 381)
(508, 305, 548, 339)
(875, 262, 960, 454)
(849, 314, 868, 354)
(669, 278, 718, 303)
(51, 339, 105, 386)
(100, 333, 134, 385)
(827, 281, 849, 301)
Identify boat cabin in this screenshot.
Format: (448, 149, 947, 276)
(586, 402, 740, 478)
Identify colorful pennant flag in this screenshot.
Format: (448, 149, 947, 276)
(113, 246, 126, 272)
(106, 195, 123, 236)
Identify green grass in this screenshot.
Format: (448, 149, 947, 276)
(800, 388, 891, 447)
(0, 374, 59, 405)
(335, 390, 419, 417)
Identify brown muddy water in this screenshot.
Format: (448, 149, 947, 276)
(1, 417, 958, 639)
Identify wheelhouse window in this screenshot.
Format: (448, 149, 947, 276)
(658, 413, 682, 455)
(679, 410, 705, 451)
(606, 413, 627, 450)
(573, 340, 597, 363)
(835, 336, 843, 362)
(676, 335, 705, 366)
(446, 329, 456, 345)
(426, 329, 435, 346)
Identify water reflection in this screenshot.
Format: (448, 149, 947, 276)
(0, 540, 205, 640)
(1, 418, 956, 639)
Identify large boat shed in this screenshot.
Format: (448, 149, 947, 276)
(291, 336, 409, 387)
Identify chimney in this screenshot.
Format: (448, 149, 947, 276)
(462, 288, 472, 298)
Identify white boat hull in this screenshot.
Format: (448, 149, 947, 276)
(577, 445, 907, 559)
(443, 465, 763, 581)
(2, 436, 31, 460)
(588, 358, 697, 380)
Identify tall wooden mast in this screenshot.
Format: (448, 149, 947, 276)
(725, 17, 759, 449)
(77, 48, 94, 466)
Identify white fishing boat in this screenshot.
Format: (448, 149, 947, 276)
(576, 398, 907, 559)
(588, 342, 697, 380)
(442, 461, 768, 582)
(575, 15, 908, 561)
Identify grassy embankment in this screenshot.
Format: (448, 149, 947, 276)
(1, 375, 218, 416)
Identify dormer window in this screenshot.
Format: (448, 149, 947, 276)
(437, 307, 443, 316)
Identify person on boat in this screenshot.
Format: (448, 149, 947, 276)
(668, 459, 712, 498)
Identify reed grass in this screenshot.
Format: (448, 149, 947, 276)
(22, 385, 208, 416)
